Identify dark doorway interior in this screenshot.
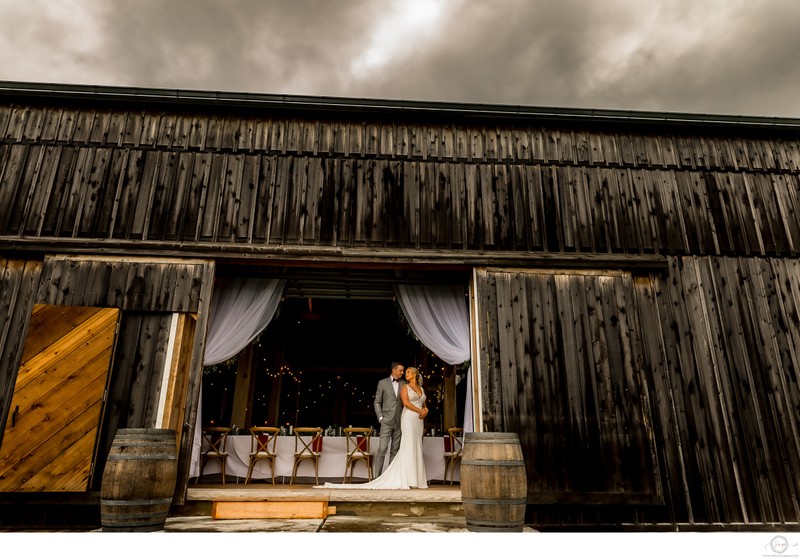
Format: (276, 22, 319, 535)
(202, 295, 457, 433)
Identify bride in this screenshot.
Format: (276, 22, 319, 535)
(322, 367, 428, 489)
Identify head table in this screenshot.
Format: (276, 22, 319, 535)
(195, 435, 460, 484)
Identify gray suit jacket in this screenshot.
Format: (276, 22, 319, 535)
(374, 377, 406, 428)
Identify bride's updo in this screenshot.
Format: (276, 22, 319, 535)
(406, 366, 422, 386)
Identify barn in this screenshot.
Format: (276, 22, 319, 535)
(1, 80, 799, 530)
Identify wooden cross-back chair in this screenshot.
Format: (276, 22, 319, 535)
(245, 426, 280, 484)
(443, 427, 464, 484)
(197, 427, 231, 484)
(290, 427, 323, 485)
(342, 427, 373, 483)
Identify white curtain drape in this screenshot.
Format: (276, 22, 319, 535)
(394, 284, 474, 433)
(203, 278, 287, 366)
(190, 277, 286, 477)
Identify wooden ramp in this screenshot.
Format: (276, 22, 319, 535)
(189, 485, 462, 503)
(188, 485, 463, 520)
(212, 500, 334, 520)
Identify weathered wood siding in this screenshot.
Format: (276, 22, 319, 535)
(0, 258, 42, 442)
(2, 91, 800, 526)
(638, 256, 800, 527)
(0, 255, 214, 502)
(158, 314, 197, 448)
(479, 257, 800, 528)
(31, 256, 215, 501)
(36, 255, 207, 312)
(0, 103, 799, 256)
(476, 269, 661, 506)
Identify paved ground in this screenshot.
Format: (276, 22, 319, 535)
(0, 483, 535, 533)
(169, 483, 537, 532)
(185, 484, 464, 502)
(164, 514, 482, 532)
(165, 483, 536, 533)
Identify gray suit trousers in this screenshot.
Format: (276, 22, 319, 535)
(373, 378, 405, 476)
(375, 418, 402, 476)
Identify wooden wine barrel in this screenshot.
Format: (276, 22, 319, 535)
(460, 432, 527, 532)
(100, 428, 178, 532)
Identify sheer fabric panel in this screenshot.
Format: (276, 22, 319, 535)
(204, 278, 286, 366)
(394, 284, 473, 432)
(191, 278, 285, 477)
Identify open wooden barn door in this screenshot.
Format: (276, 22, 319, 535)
(0, 304, 119, 492)
(474, 268, 662, 506)
(0, 255, 214, 502)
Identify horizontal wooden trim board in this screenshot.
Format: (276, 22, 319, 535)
(0, 237, 668, 270)
(211, 500, 335, 520)
(43, 254, 210, 266)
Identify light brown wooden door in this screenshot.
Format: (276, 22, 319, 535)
(0, 304, 119, 492)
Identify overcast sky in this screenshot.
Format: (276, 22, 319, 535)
(0, 0, 798, 117)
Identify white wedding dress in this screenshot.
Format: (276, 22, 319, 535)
(322, 385, 428, 489)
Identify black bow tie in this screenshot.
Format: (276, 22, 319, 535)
(392, 378, 400, 382)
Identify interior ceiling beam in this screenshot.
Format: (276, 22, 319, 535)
(289, 366, 388, 375)
(283, 292, 395, 301)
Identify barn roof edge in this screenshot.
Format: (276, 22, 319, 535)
(1, 80, 799, 132)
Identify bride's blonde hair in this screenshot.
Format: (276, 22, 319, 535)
(406, 366, 422, 386)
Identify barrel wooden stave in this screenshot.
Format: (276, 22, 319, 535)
(460, 432, 527, 532)
(100, 428, 178, 532)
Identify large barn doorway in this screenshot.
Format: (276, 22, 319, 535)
(201, 267, 469, 436)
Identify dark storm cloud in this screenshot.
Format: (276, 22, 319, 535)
(344, 0, 800, 116)
(88, 0, 383, 92)
(583, 1, 800, 116)
(0, 0, 798, 117)
(344, 0, 609, 103)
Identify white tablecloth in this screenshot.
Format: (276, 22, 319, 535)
(196, 435, 460, 483)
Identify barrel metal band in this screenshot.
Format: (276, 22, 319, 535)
(102, 514, 168, 522)
(462, 498, 527, 505)
(467, 521, 524, 532)
(461, 460, 524, 467)
(101, 498, 173, 506)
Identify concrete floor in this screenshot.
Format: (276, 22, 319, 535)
(0, 483, 536, 533)
(166, 483, 536, 533)
(185, 483, 464, 502)
(164, 515, 476, 532)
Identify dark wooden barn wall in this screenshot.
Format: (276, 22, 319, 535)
(2, 99, 800, 524)
(638, 256, 800, 527)
(476, 269, 661, 506)
(478, 256, 800, 529)
(0, 258, 42, 447)
(30, 254, 207, 453)
(0, 256, 214, 499)
(88, 311, 173, 491)
(36, 255, 207, 312)
(0, 104, 799, 257)
(32, 256, 215, 499)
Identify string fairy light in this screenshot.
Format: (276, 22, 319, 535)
(203, 358, 448, 428)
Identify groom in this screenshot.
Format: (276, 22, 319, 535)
(373, 361, 406, 476)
